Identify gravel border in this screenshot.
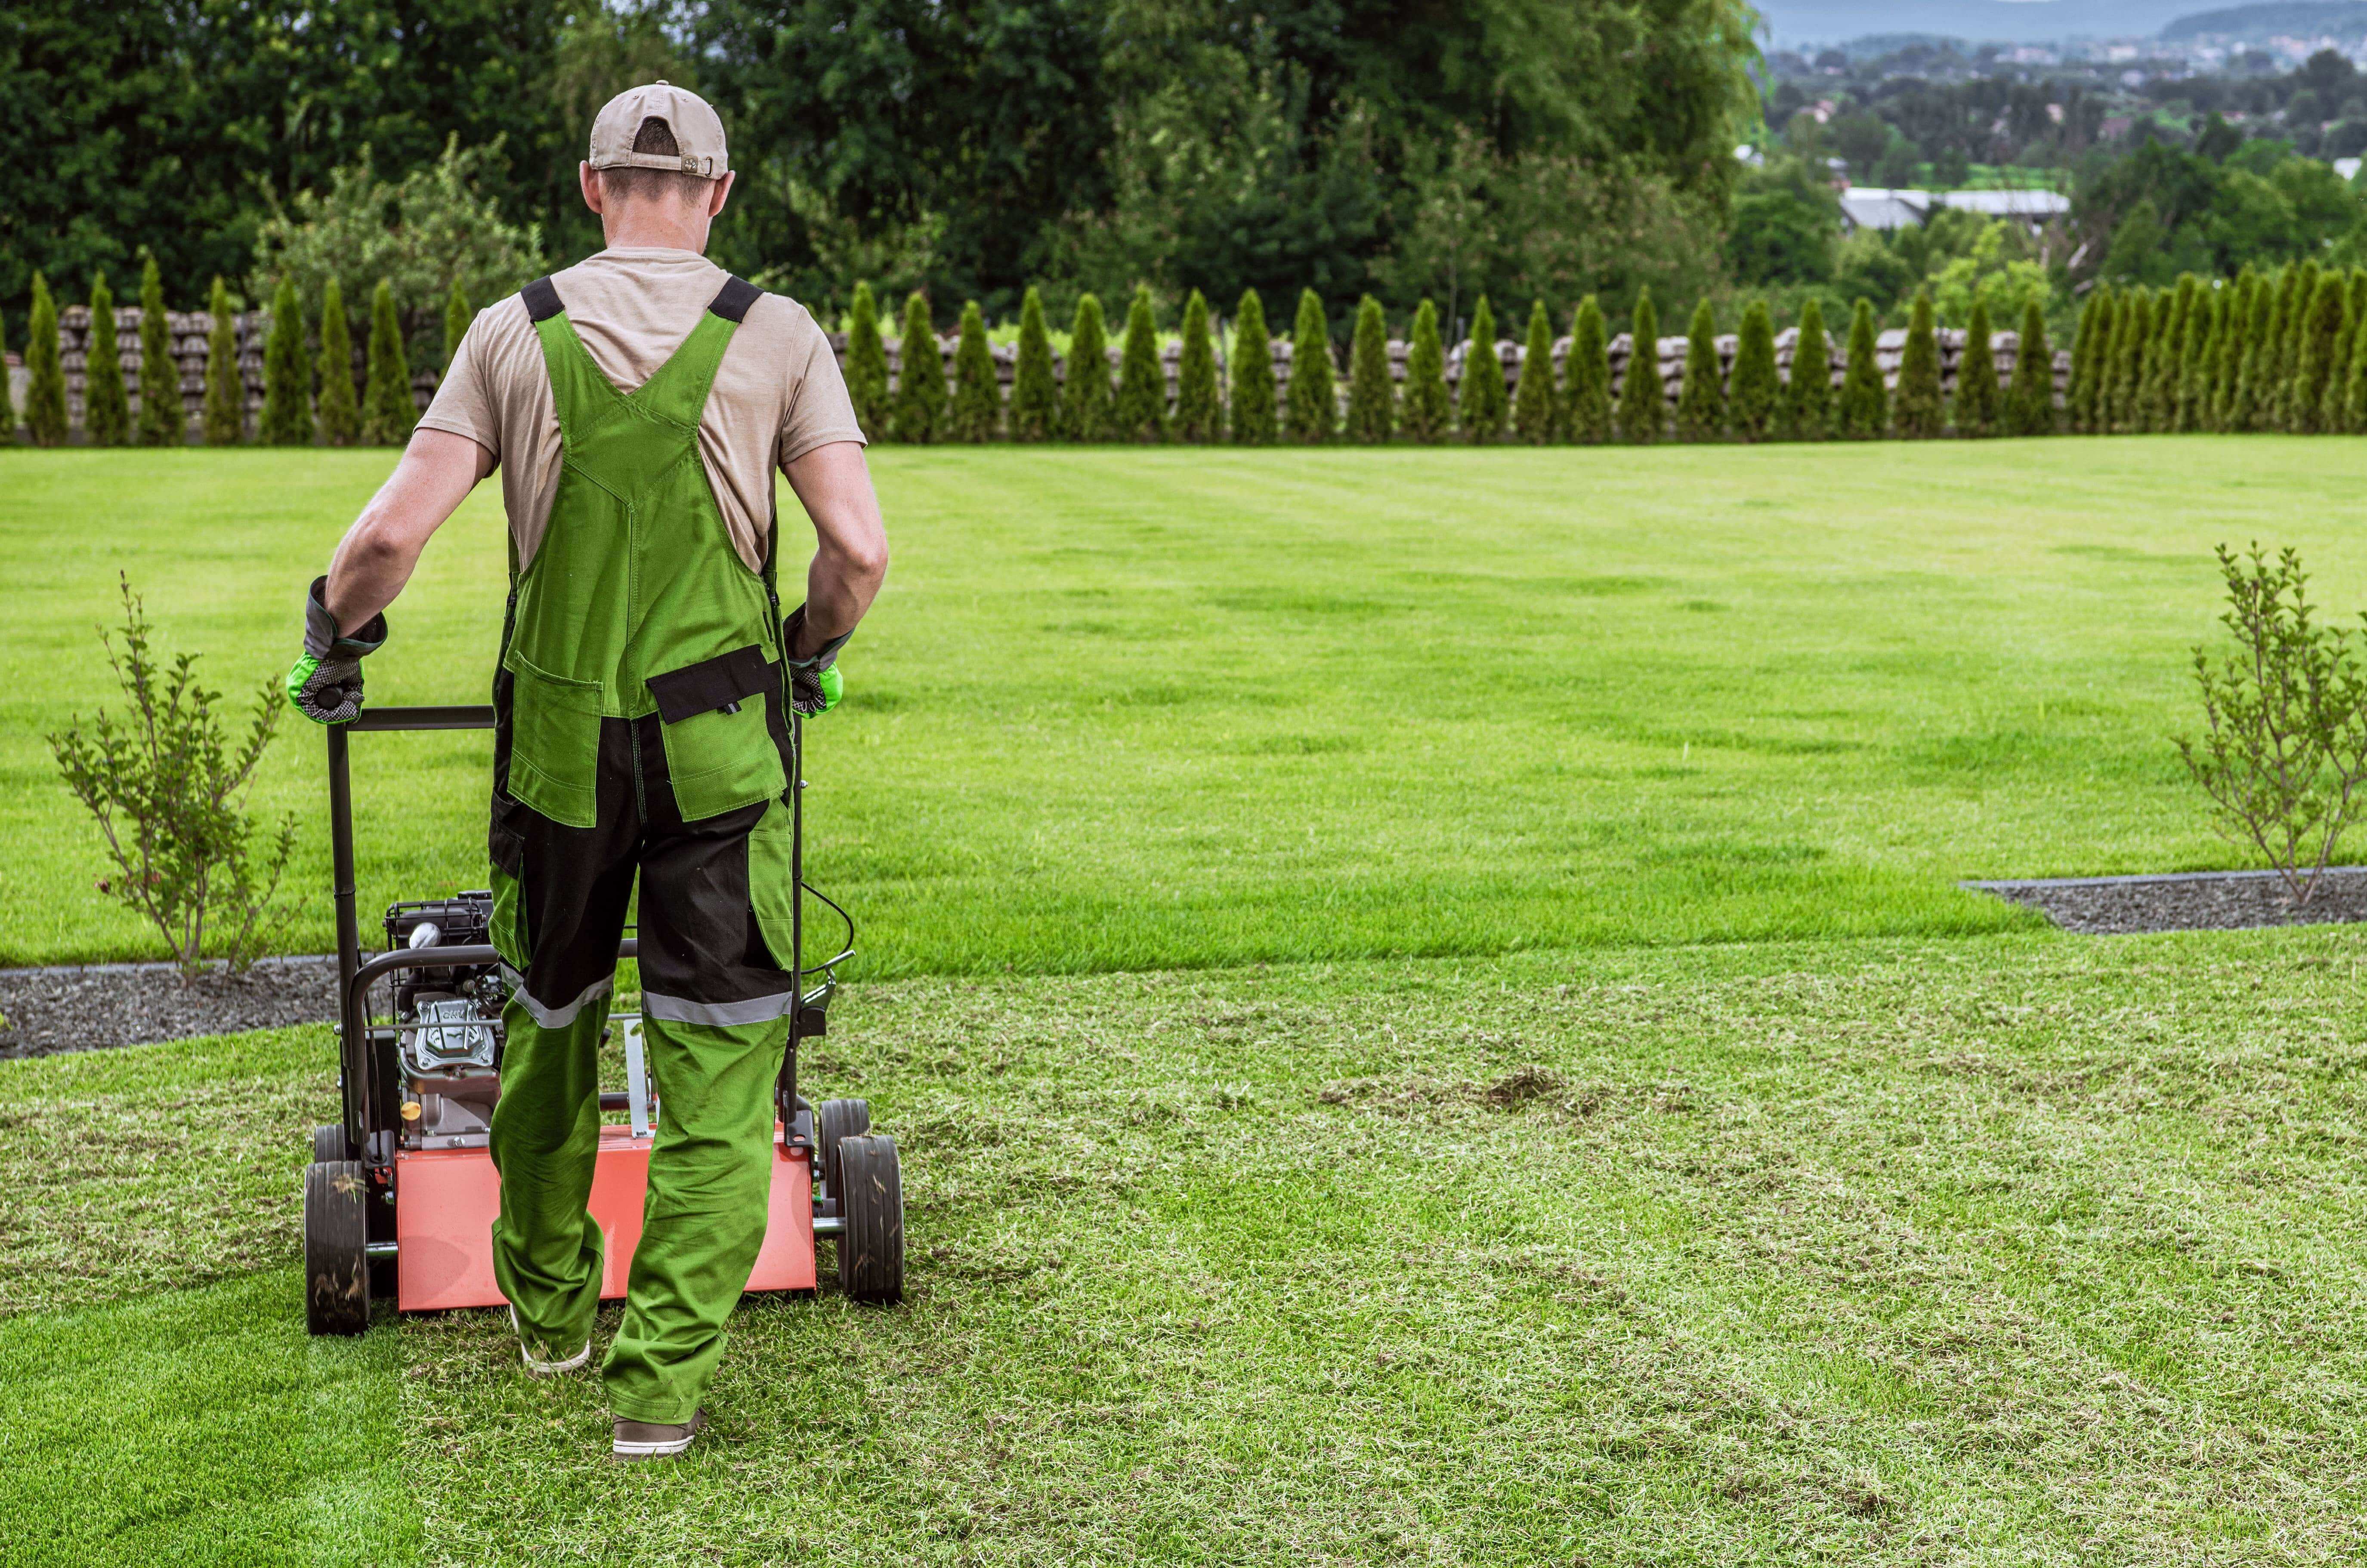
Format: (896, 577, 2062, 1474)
(0, 955, 341, 1059)
(1964, 867, 2367, 935)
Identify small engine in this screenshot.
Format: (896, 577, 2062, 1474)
(385, 893, 510, 1148)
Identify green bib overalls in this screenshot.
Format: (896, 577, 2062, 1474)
(484, 273, 804, 1423)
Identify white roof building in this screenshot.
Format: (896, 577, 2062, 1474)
(1837, 187, 2071, 236)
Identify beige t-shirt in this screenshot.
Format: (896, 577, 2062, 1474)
(418, 248, 865, 573)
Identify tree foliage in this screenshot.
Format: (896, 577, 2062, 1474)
(1401, 299, 1451, 443)
(1954, 297, 2000, 438)
(2005, 298, 2055, 437)
(1565, 296, 1611, 444)
(1345, 295, 1394, 444)
(1286, 288, 1336, 443)
(25, 273, 68, 447)
(1784, 296, 1831, 440)
(1837, 297, 1885, 439)
(316, 279, 360, 448)
(844, 282, 891, 437)
(951, 299, 1001, 442)
(1674, 297, 1724, 442)
(1894, 288, 1943, 439)
(1229, 289, 1277, 445)
(1458, 295, 1507, 443)
(85, 272, 131, 447)
(137, 255, 182, 447)
(892, 290, 946, 443)
(1511, 298, 1558, 444)
(260, 277, 311, 447)
(1727, 299, 1777, 442)
(361, 278, 415, 447)
(1617, 288, 1662, 444)
(1063, 293, 1113, 441)
(1115, 285, 1167, 442)
(1174, 290, 1222, 443)
(202, 277, 242, 447)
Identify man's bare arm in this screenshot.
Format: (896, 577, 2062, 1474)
(780, 440, 889, 657)
(324, 429, 496, 636)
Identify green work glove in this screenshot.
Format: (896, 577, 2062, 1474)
(782, 604, 850, 717)
(287, 575, 389, 725)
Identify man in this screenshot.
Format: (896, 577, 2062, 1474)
(288, 82, 888, 1460)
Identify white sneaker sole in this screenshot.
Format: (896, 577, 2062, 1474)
(510, 1306, 590, 1377)
(612, 1431, 699, 1460)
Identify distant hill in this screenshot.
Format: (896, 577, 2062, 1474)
(1756, 0, 2219, 46)
(2160, 2, 2367, 39)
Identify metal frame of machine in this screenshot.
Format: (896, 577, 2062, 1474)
(301, 704, 902, 1335)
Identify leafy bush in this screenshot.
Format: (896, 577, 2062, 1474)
(1287, 289, 1335, 444)
(1400, 299, 1450, 444)
(1063, 293, 1112, 441)
(1673, 298, 1724, 442)
(892, 290, 945, 443)
(203, 277, 243, 446)
(1010, 287, 1058, 443)
(1344, 296, 1394, 444)
(1114, 285, 1167, 443)
(1617, 288, 1661, 444)
(48, 578, 298, 975)
(1174, 290, 1222, 443)
(2176, 545, 2367, 905)
(845, 281, 892, 438)
(137, 256, 182, 447)
(25, 274, 68, 447)
(1565, 296, 1610, 444)
(316, 279, 360, 447)
(260, 277, 311, 447)
(951, 299, 1001, 443)
(1229, 289, 1276, 445)
(1459, 294, 1506, 444)
(1893, 288, 1943, 439)
(1511, 299, 1557, 444)
(361, 279, 415, 447)
(1784, 296, 1831, 440)
(1728, 300, 1777, 442)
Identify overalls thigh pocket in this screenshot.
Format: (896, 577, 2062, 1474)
(504, 649, 605, 830)
(648, 644, 788, 821)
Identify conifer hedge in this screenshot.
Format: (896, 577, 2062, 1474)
(1459, 295, 1507, 444)
(1286, 289, 1334, 444)
(1115, 285, 1166, 443)
(1010, 287, 1058, 443)
(1229, 289, 1276, 446)
(360, 278, 414, 447)
(2292, 269, 2345, 434)
(1511, 299, 1557, 444)
(317, 278, 359, 447)
(1616, 288, 1661, 444)
(1954, 297, 1999, 438)
(84, 273, 131, 447)
(1565, 296, 1610, 444)
(1727, 300, 1776, 442)
(1401, 300, 1449, 444)
(25, 274, 68, 447)
(2175, 284, 2216, 433)
(893, 291, 946, 443)
(951, 300, 1000, 443)
(1893, 289, 1942, 438)
(845, 282, 890, 438)
(2006, 299, 2054, 437)
(260, 277, 311, 447)
(1785, 296, 1831, 440)
(1674, 298, 1724, 441)
(2067, 288, 2110, 434)
(1174, 290, 1222, 443)
(1838, 299, 1885, 439)
(1345, 296, 1394, 444)
(1063, 294, 1112, 441)
(137, 256, 182, 447)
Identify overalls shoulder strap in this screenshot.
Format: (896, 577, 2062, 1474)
(519, 275, 764, 447)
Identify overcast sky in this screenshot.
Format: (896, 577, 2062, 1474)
(1755, 0, 2225, 47)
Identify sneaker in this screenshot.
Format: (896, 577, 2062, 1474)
(613, 1408, 705, 1461)
(509, 1306, 590, 1377)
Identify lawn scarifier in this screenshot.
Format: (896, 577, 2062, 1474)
(300, 703, 905, 1336)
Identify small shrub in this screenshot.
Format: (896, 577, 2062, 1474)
(1400, 299, 1450, 444)
(1344, 295, 1394, 444)
(260, 276, 312, 447)
(2005, 298, 2055, 437)
(25, 274, 68, 447)
(85, 273, 132, 447)
(1894, 288, 1943, 438)
(1229, 289, 1277, 445)
(845, 281, 892, 438)
(1616, 288, 1662, 444)
(892, 290, 945, 444)
(137, 256, 183, 447)
(1836, 298, 1885, 439)
(1174, 290, 1222, 443)
(203, 276, 244, 446)
(360, 278, 414, 446)
(1511, 298, 1558, 444)
(950, 299, 1001, 443)
(1673, 298, 1724, 442)
(316, 278, 360, 447)
(1459, 294, 1507, 444)
(2176, 544, 2367, 904)
(1784, 297, 1832, 440)
(1063, 293, 1112, 441)
(1114, 284, 1167, 443)
(1010, 287, 1058, 443)
(1728, 299, 1777, 442)
(1565, 296, 1611, 444)
(1954, 297, 2000, 438)
(1287, 288, 1335, 444)
(48, 577, 298, 975)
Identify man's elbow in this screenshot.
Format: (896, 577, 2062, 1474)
(849, 535, 890, 592)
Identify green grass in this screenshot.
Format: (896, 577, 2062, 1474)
(7, 932, 2367, 1562)
(9, 440, 2367, 972)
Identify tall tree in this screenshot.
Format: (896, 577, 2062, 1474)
(1062, 293, 1112, 441)
(1511, 298, 1559, 444)
(136, 255, 182, 446)
(316, 278, 359, 447)
(1617, 289, 1662, 444)
(2273, 259, 2317, 423)
(1837, 298, 1886, 439)
(1565, 296, 1611, 444)
(1401, 299, 1451, 444)
(2290, 269, 2347, 434)
(2232, 268, 2280, 431)
(84, 272, 131, 446)
(1114, 285, 1166, 443)
(201, 277, 243, 445)
(25, 274, 68, 446)
(1727, 299, 1777, 442)
(1955, 297, 2001, 438)
(1345, 296, 1394, 444)
(1010, 287, 1058, 442)
(845, 282, 891, 437)
(260, 276, 310, 446)
(359, 278, 414, 446)
(950, 299, 1001, 442)
(2067, 287, 2113, 435)
(2345, 305, 2367, 433)
(893, 291, 946, 443)
(1174, 290, 1222, 443)
(2175, 284, 2218, 433)
(1784, 297, 1832, 441)
(2216, 270, 2259, 430)
(2138, 276, 2193, 433)
(2329, 269, 2367, 432)
(443, 282, 473, 373)
(1893, 288, 1942, 438)
(2104, 287, 2148, 434)
(2005, 298, 2055, 437)
(1459, 295, 1508, 444)
(1674, 298, 1725, 441)
(1286, 289, 1335, 444)
(1229, 289, 1277, 445)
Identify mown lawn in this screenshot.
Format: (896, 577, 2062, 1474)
(5, 932, 2367, 1564)
(8, 439, 2366, 972)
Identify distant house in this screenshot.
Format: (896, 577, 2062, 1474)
(1836, 187, 2071, 237)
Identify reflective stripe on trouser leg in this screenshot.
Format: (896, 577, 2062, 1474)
(488, 988, 613, 1358)
(599, 1009, 788, 1424)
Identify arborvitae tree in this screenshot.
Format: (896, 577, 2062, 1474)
(1345, 295, 1394, 444)
(1784, 296, 1833, 440)
(1728, 299, 1778, 442)
(2344, 306, 2367, 432)
(2176, 284, 2218, 432)
(136, 256, 182, 446)
(1956, 297, 2002, 438)
(2138, 276, 2193, 432)
(1401, 299, 1451, 444)
(2005, 297, 2056, 436)
(2067, 287, 2113, 434)
(1285, 288, 1335, 443)
(24, 274, 68, 446)
(84, 273, 131, 446)
(1010, 287, 1058, 443)
(2104, 287, 2147, 433)
(1672, 298, 1724, 441)
(1565, 296, 1611, 444)
(2237, 268, 2281, 431)
(1062, 294, 1113, 441)
(201, 277, 244, 444)
(2290, 268, 2346, 433)
(950, 299, 1001, 443)
(1837, 298, 1886, 439)
(2274, 259, 2316, 421)
(260, 276, 311, 446)
(1113, 285, 1167, 443)
(1228, 288, 1276, 445)
(845, 281, 891, 438)
(360, 278, 414, 446)
(1459, 294, 1508, 444)
(2324, 269, 2367, 432)
(1174, 290, 1221, 443)
(1894, 288, 1944, 438)
(442, 282, 472, 373)
(1510, 298, 1558, 443)
(1616, 288, 1662, 444)
(2216, 270, 2259, 429)
(315, 278, 359, 447)
(891, 291, 945, 443)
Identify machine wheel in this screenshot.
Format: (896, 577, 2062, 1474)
(312, 1123, 349, 1164)
(305, 1160, 371, 1336)
(816, 1098, 870, 1206)
(837, 1133, 903, 1305)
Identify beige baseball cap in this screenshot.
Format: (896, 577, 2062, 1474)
(588, 81, 729, 178)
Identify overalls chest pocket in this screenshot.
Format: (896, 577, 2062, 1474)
(647, 644, 787, 821)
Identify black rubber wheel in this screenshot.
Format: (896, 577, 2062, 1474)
(305, 1160, 371, 1336)
(312, 1123, 349, 1164)
(816, 1098, 870, 1207)
(837, 1133, 904, 1304)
